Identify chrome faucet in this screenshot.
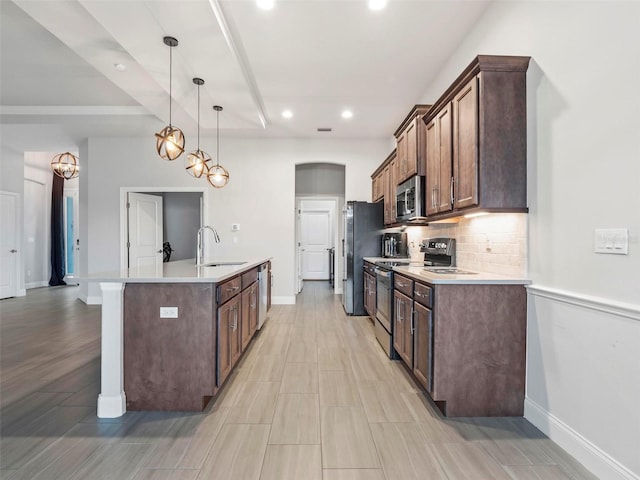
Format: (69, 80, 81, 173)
(196, 225, 221, 266)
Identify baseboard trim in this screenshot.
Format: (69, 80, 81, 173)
(18, 288, 26, 297)
(272, 296, 295, 305)
(526, 284, 639, 321)
(79, 294, 102, 305)
(25, 281, 48, 289)
(525, 398, 639, 480)
(97, 392, 127, 418)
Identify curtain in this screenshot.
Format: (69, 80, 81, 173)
(49, 173, 67, 286)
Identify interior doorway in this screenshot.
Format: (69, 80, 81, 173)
(294, 163, 345, 294)
(119, 187, 208, 270)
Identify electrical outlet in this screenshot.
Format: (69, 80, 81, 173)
(594, 228, 628, 255)
(160, 306, 178, 318)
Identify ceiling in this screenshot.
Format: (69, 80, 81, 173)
(0, 0, 490, 146)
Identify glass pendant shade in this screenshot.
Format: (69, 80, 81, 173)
(185, 77, 212, 177)
(155, 36, 185, 161)
(51, 152, 79, 179)
(186, 149, 212, 178)
(207, 164, 229, 188)
(206, 105, 230, 188)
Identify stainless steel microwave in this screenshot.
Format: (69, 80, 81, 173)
(396, 176, 424, 222)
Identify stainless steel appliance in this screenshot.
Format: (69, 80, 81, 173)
(382, 232, 408, 258)
(421, 237, 456, 267)
(374, 259, 412, 358)
(396, 176, 424, 222)
(341, 201, 384, 315)
(257, 263, 269, 329)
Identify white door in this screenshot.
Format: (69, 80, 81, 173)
(1, 192, 19, 298)
(300, 208, 332, 280)
(128, 192, 163, 269)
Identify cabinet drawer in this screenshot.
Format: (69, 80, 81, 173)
(394, 274, 413, 297)
(241, 268, 258, 289)
(414, 282, 433, 308)
(363, 261, 376, 276)
(217, 276, 242, 304)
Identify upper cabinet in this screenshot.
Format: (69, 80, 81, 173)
(394, 105, 432, 185)
(422, 55, 530, 220)
(371, 150, 398, 226)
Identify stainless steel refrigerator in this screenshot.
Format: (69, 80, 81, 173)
(342, 201, 383, 315)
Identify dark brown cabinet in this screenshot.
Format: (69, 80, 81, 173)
(217, 293, 240, 387)
(393, 289, 413, 367)
(425, 105, 452, 215)
(372, 171, 384, 202)
(394, 105, 431, 185)
(412, 301, 433, 394)
(390, 272, 527, 417)
(241, 281, 258, 352)
(423, 55, 530, 220)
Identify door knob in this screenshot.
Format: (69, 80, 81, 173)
(10, 249, 17, 253)
(156, 250, 162, 253)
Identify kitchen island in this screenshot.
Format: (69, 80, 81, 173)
(87, 257, 271, 418)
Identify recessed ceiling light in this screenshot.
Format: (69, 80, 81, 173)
(282, 110, 293, 119)
(257, 0, 274, 10)
(114, 63, 126, 71)
(341, 110, 353, 119)
(368, 0, 387, 11)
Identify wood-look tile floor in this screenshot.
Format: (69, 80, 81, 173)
(0, 282, 599, 480)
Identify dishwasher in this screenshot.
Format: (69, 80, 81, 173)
(258, 263, 269, 329)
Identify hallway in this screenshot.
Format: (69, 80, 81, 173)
(0, 282, 596, 479)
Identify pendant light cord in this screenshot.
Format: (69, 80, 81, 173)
(216, 108, 220, 167)
(169, 45, 173, 128)
(196, 83, 200, 149)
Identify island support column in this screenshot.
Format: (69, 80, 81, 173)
(97, 282, 127, 417)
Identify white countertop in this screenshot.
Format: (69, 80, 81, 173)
(393, 265, 531, 285)
(84, 257, 271, 284)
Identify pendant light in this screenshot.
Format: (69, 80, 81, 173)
(185, 78, 212, 178)
(155, 36, 185, 161)
(51, 152, 79, 179)
(207, 106, 230, 188)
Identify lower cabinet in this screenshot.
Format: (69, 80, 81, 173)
(412, 301, 433, 393)
(392, 289, 413, 367)
(392, 275, 527, 417)
(241, 281, 258, 352)
(217, 293, 241, 388)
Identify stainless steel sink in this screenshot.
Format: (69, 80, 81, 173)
(200, 261, 247, 267)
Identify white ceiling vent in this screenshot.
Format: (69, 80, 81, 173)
(317, 127, 332, 133)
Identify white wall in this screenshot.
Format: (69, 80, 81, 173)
(416, 3, 639, 478)
(82, 137, 387, 303)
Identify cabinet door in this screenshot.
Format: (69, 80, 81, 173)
(453, 76, 479, 209)
(217, 301, 233, 387)
(396, 131, 407, 182)
(383, 165, 391, 225)
(413, 302, 433, 393)
(393, 290, 413, 367)
(405, 119, 418, 179)
(241, 288, 252, 352)
(250, 282, 259, 335)
(437, 104, 453, 212)
(229, 296, 242, 367)
(425, 118, 439, 216)
(389, 157, 397, 223)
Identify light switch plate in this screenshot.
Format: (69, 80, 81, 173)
(160, 306, 178, 318)
(231, 223, 240, 232)
(594, 228, 629, 255)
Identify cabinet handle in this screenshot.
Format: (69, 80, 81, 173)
(227, 285, 240, 293)
(410, 307, 415, 335)
(450, 177, 455, 207)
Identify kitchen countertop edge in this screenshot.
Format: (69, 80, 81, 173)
(393, 265, 531, 285)
(82, 257, 272, 284)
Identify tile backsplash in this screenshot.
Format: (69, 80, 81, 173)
(400, 213, 527, 277)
